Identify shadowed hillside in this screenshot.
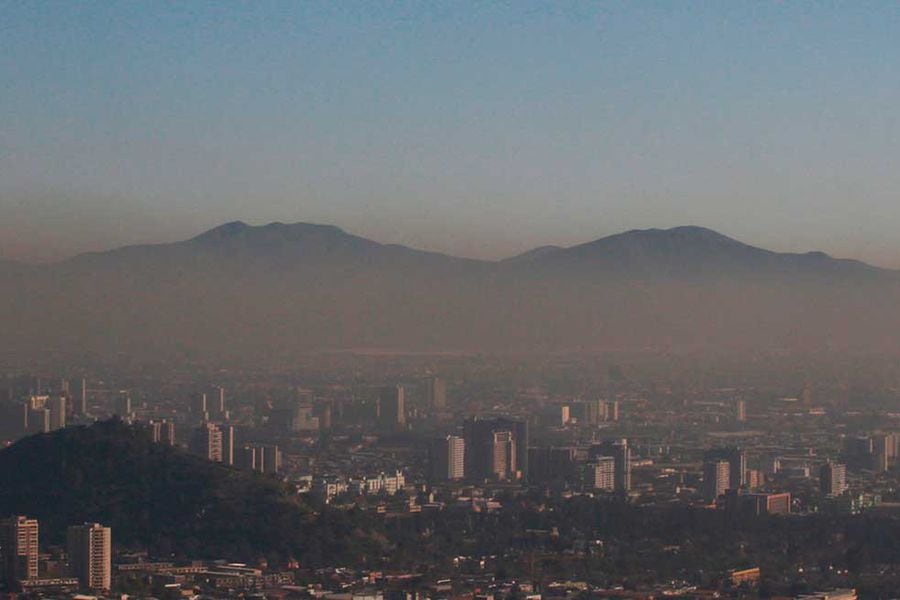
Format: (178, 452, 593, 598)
(0, 420, 380, 563)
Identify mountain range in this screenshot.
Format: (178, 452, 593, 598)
(1, 222, 898, 365)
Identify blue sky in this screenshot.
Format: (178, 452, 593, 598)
(3, 2, 900, 263)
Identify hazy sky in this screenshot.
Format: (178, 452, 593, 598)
(3, 2, 900, 264)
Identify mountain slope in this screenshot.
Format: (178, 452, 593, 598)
(61, 220, 485, 274)
(507, 226, 886, 280)
(1, 222, 899, 365)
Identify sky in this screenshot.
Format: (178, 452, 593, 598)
(3, 2, 900, 264)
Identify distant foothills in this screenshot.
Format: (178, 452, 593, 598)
(2, 221, 899, 365)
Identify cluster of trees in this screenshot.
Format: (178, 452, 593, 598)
(0, 420, 384, 564)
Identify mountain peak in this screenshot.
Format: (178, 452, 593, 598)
(191, 220, 349, 244)
(613, 225, 742, 245)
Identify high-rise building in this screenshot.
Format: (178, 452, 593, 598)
(746, 469, 765, 490)
(464, 417, 529, 481)
(568, 401, 598, 426)
(49, 396, 66, 431)
(872, 445, 889, 472)
(591, 439, 631, 492)
(18, 402, 28, 433)
(190, 423, 223, 462)
(605, 400, 620, 422)
(735, 399, 746, 422)
(0, 516, 39, 586)
(67, 523, 111, 593)
(430, 435, 465, 481)
(25, 407, 50, 435)
(262, 444, 281, 474)
(703, 459, 731, 502)
(114, 393, 132, 421)
(192, 393, 208, 422)
(491, 430, 517, 480)
(590, 456, 616, 491)
(883, 432, 898, 458)
(79, 378, 87, 415)
(744, 492, 791, 515)
(27, 395, 48, 410)
(236, 445, 258, 471)
(425, 377, 447, 411)
(820, 462, 847, 496)
(377, 385, 406, 430)
(221, 425, 235, 466)
(149, 420, 176, 446)
(211, 386, 226, 415)
(704, 447, 746, 490)
(238, 444, 281, 474)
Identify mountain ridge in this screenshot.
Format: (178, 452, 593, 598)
(3, 220, 899, 364)
(38, 221, 893, 275)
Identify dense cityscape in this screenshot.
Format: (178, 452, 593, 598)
(3, 354, 900, 598)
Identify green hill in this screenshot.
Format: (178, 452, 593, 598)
(0, 420, 375, 564)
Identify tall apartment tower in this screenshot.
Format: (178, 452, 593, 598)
(25, 406, 50, 434)
(211, 386, 226, 415)
(0, 516, 39, 586)
(590, 456, 616, 491)
(425, 377, 447, 411)
(592, 439, 631, 492)
(491, 430, 517, 481)
(820, 462, 848, 496)
(79, 378, 88, 415)
(735, 399, 746, 422)
(238, 444, 282, 474)
(430, 435, 465, 481)
(704, 447, 746, 491)
(221, 424, 235, 466)
(262, 444, 282, 474)
(67, 523, 111, 593)
(114, 393, 132, 421)
(49, 395, 67, 430)
(605, 400, 620, 422)
(377, 385, 406, 430)
(190, 423, 224, 462)
(192, 392, 209, 422)
(703, 459, 731, 502)
(872, 443, 890, 472)
(464, 417, 529, 481)
(150, 420, 176, 446)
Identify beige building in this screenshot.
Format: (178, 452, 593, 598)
(0, 515, 39, 586)
(67, 523, 111, 593)
(190, 422, 224, 462)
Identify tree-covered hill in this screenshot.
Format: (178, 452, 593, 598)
(0, 420, 374, 563)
